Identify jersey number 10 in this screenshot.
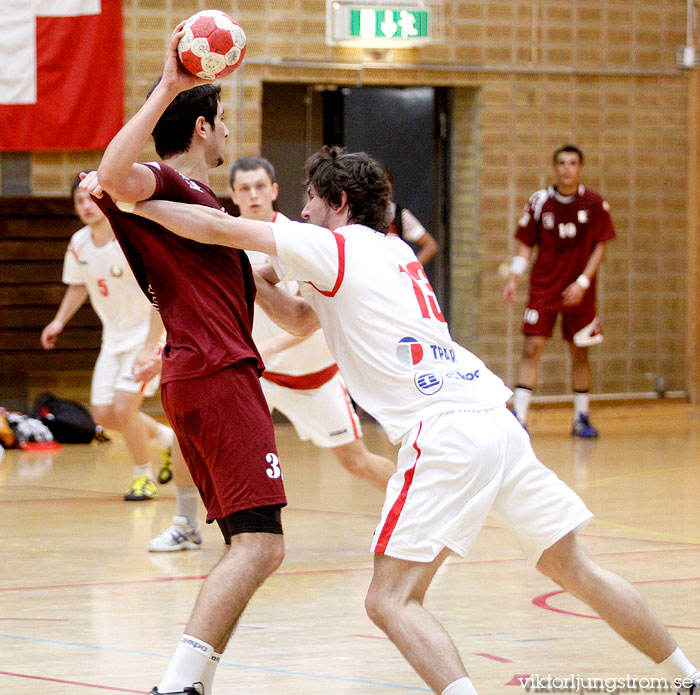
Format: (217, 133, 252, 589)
(399, 262, 445, 323)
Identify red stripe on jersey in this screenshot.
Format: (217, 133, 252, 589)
(340, 380, 359, 439)
(262, 363, 339, 390)
(310, 230, 346, 297)
(374, 422, 422, 554)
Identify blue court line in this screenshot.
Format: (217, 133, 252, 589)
(0, 633, 430, 692)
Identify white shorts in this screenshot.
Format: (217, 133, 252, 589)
(91, 344, 160, 406)
(371, 406, 592, 564)
(261, 371, 362, 448)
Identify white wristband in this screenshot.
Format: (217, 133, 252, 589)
(575, 274, 591, 290)
(509, 255, 528, 276)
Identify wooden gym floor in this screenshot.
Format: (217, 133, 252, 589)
(0, 401, 698, 694)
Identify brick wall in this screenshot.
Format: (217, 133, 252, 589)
(9, 0, 691, 400)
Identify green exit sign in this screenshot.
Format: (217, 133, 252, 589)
(350, 8, 429, 40)
(328, 0, 438, 46)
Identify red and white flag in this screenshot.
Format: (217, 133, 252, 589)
(0, 0, 123, 151)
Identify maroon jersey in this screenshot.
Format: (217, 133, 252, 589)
(95, 162, 262, 384)
(515, 185, 615, 312)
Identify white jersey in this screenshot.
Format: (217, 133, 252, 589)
(271, 221, 512, 443)
(246, 213, 335, 377)
(62, 226, 153, 353)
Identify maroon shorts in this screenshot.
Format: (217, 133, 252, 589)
(161, 361, 287, 523)
(521, 302, 597, 343)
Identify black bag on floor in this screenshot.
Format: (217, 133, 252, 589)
(32, 392, 104, 444)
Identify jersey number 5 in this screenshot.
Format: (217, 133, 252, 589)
(399, 262, 445, 323)
(97, 278, 109, 297)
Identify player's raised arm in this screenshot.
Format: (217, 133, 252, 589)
(97, 25, 207, 203)
(122, 199, 278, 256)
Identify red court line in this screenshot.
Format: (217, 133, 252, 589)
(534, 577, 700, 630)
(0, 671, 141, 693)
(473, 652, 514, 663)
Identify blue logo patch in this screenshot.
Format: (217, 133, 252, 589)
(397, 336, 424, 366)
(414, 372, 443, 395)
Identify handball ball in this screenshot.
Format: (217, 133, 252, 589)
(177, 10, 247, 81)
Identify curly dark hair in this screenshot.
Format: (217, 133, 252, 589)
(148, 79, 221, 160)
(303, 146, 392, 231)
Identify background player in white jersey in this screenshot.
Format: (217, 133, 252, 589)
(503, 145, 615, 437)
(41, 177, 176, 501)
(120, 146, 699, 695)
(230, 155, 394, 490)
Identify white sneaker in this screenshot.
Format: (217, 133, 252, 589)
(678, 679, 700, 695)
(148, 516, 202, 552)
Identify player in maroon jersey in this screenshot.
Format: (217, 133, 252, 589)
(79, 25, 313, 695)
(503, 145, 615, 437)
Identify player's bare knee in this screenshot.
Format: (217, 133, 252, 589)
(92, 406, 116, 430)
(365, 584, 391, 628)
(522, 336, 546, 361)
(536, 532, 584, 586)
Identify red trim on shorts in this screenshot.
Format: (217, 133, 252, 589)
(375, 422, 422, 554)
(310, 230, 346, 297)
(340, 380, 359, 439)
(262, 363, 339, 390)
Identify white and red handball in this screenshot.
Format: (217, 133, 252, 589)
(177, 10, 247, 81)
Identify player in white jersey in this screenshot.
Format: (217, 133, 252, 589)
(230, 156, 393, 489)
(41, 177, 180, 502)
(108, 147, 699, 695)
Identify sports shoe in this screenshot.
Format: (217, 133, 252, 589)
(124, 475, 158, 501)
(148, 515, 202, 552)
(149, 683, 203, 695)
(157, 447, 173, 485)
(572, 413, 599, 438)
(677, 677, 700, 695)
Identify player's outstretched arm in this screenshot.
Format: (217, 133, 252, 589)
(253, 271, 320, 338)
(121, 199, 278, 256)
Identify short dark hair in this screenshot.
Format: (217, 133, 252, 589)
(304, 146, 392, 231)
(229, 156, 277, 188)
(149, 80, 221, 159)
(553, 144, 584, 164)
(70, 174, 83, 197)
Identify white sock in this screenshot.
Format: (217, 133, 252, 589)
(134, 462, 153, 479)
(442, 677, 478, 695)
(513, 386, 532, 423)
(176, 486, 200, 527)
(573, 390, 590, 417)
(155, 423, 175, 449)
(659, 647, 699, 681)
(159, 634, 216, 693)
(200, 651, 222, 694)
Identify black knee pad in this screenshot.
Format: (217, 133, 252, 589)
(216, 505, 284, 544)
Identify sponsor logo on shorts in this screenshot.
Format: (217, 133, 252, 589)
(523, 308, 539, 325)
(397, 336, 424, 366)
(446, 369, 480, 382)
(329, 428, 348, 437)
(542, 212, 555, 230)
(414, 372, 443, 395)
